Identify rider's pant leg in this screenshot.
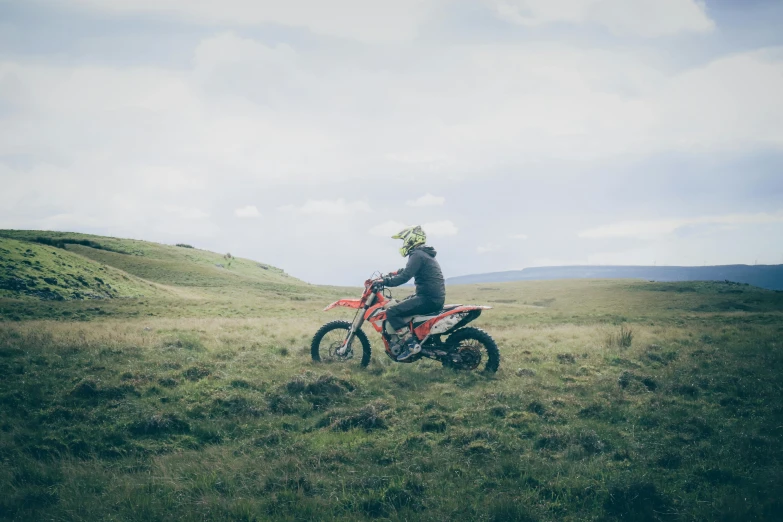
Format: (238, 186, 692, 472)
(386, 296, 442, 331)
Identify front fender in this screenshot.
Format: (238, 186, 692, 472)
(324, 299, 363, 311)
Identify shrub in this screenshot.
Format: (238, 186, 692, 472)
(175, 243, 194, 248)
(605, 325, 633, 349)
(28, 236, 121, 253)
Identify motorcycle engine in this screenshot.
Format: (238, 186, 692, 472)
(389, 340, 403, 356)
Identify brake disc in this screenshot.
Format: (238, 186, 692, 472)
(329, 341, 353, 360)
(455, 344, 482, 370)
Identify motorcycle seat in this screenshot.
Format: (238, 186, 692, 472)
(407, 304, 463, 325)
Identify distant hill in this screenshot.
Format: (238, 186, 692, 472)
(0, 230, 305, 301)
(0, 236, 166, 300)
(447, 265, 783, 290)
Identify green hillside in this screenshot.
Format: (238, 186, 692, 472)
(0, 230, 325, 321)
(0, 230, 299, 291)
(0, 237, 164, 301)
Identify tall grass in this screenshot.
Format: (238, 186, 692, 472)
(1, 238, 782, 521)
(605, 324, 634, 348)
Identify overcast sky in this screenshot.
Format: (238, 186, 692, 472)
(1, 0, 782, 285)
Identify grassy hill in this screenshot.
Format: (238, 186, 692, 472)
(0, 230, 332, 321)
(0, 230, 298, 290)
(0, 236, 164, 301)
(1, 232, 782, 521)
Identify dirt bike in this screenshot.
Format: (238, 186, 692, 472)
(311, 274, 500, 372)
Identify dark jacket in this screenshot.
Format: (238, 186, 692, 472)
(383, 246, 445, 301)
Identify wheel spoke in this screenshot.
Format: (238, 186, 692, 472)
(311, 321, 372, 368)
(444, 327, 499, 373)
(320, 330, 348, 361)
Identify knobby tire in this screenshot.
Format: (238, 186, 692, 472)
(311, 320, 372, 368)
(444, 326, 500, 373)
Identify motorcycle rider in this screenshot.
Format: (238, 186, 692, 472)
(379, 225, 446, 361)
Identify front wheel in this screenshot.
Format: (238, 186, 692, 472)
(311, 320, 372, 368)
(444, 327, 500, 373)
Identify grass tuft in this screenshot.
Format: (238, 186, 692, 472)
(318, 400, 391, 431)
(605, 324, 634, 348)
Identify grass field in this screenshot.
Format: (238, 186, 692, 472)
(1, 231, 782, 521)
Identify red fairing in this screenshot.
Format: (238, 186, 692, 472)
(323, 290, 388, 312)
(323, 299, 363, 311)
(364, 302, 388, 332)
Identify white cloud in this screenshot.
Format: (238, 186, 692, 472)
(489, 0, 715, 37)
(1, 37, 781, 197)
(163, 205, 210, 220)
(579, 211, 783, 239)
(67, 0, 441, 44)
(194, 33, 297, 72)
(406, 193, 446, 207)
(141, 167, 206, 191)
(477, 243, 501, 254)
(279, 199, 371, 216)
(509, 233, 528, 239)
(234, 205, 261, 218)
(649, 49, 783, 151)
(33, 213, 109, 231)
(369, 219, 459, 237)
(423, 220, 459, 237)
(0, 163, 222, 241)
(369, 220, 408, 237)
(1, 12, 781, 284)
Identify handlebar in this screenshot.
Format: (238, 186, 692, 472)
(365, 276, 387, 291)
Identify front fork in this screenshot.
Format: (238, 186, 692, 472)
(336, 292, 374, 356)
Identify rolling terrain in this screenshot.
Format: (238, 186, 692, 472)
(0, 230, 335, 322)
(0, 236, 164, 301)
(0, 230, 298, 291)
(1, 231, 782, 521)
(448, 264, 783, 290)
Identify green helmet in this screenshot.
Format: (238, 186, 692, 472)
(392, 225, 426, 257)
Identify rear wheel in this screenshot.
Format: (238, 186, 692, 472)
(311, 320, 372, 368)
(443, 327, 499, 373)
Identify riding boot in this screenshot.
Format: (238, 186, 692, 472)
(397, 336, 421, 361)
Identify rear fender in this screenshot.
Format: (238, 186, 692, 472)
(414, 305, 491, 338)
(323, 299, 363, 311)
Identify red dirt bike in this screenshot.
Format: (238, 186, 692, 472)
(311, 275, 500, 372)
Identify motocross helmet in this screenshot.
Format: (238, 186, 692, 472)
(392, 225, 426, 257)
